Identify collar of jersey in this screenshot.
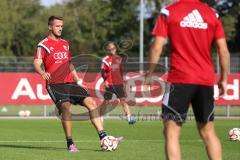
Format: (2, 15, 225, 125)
(47, 36, 61, 42)
(180, 0, 200, 2)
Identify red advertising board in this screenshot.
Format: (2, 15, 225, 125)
(0, 72, 239, 105)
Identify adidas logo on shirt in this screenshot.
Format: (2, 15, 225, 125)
(180, 9, 208, 29)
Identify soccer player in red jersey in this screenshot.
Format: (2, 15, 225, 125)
(145, 0, 230, 159)
(33, 16, 119, 152)
(100, 42, 136, 125)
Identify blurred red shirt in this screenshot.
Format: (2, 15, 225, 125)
(101, 55, 124, 85)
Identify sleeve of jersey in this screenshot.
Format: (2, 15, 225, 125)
(68, 43, 72, 62)
(152, 14, 168, 37)
(101, 62, 108, 71)
(34, 47, 47, 60)
(100, 62, 108, 81)
(214, 19, 226, 40)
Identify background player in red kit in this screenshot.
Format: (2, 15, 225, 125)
(100, 42, 136, 125)
(33, 16, 118, 152)
(145, 0, 230, 159)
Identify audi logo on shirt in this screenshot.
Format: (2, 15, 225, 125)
(53, 52, 68, 63)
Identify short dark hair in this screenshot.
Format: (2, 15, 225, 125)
(48, 16, 63, 25)
(104, 41, 120, 53)
(106, 41, 118, 49)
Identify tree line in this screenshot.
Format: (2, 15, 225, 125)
(0, 0, 239, 57)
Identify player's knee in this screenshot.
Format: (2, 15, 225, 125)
(199, 128, 215, 140)
(164, 129, 177, 140)
(89, 102, 97, 110)
(60, 102, 71, 113)
(163, 121, 181, 140)
(85, 98, 97, 111)
(120, 99, 127, 106)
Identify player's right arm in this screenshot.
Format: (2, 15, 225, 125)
(33, 59, 51, 81)
(100, 61, 109, 88)
(146, 37, 166, 74)
(33, 47, 51, 81)
(144, 37, 166, 86)
(145, 9, 168, 85)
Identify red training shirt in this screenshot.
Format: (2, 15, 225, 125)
(152, 0, 225, 86)
(34, 36, 74, 84)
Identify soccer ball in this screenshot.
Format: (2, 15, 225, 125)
(18, 110, 25, 117)
(25, 110, 31, 117)
(228, 128, 240, 141)
(100, 136, 118, 151)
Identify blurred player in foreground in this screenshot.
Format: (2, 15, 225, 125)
(100, 41, 136, 125)
(33, 16, 121, 152)
(145, 0, 230, 159)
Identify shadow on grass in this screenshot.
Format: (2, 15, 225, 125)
(0, 144, 103, 152)
(0, 144, 64, 151)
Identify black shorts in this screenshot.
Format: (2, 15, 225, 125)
(104, 85, 126, 100)
(46, 82, 90, 107)
(161, 83, 214, 123)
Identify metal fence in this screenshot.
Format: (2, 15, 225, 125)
(0, 54, 239, 73)
(0, 105, 239, 119)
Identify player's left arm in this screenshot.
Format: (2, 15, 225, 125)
(215, 38, 230, 96)
(67, 43, 82, 84)
(120, 54, 127, 82)
(70, 62, 81, 82)
(214, 15, 230, 96)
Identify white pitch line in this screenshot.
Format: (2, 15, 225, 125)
(0, 139, 203, 143)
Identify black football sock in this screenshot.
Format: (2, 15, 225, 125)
(98, 130, 107, 140)
(66, 136, 74, 147)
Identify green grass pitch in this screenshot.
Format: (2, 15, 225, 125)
(0, 119, 239, 160)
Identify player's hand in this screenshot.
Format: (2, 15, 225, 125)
(143, 72, 152, 97)
(104, 81, 109, 88)
(76, 79, 86, 88)
(144, 72, 152, 86)
(218, 79, 227, 97)
(41, 72, 51, 81)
